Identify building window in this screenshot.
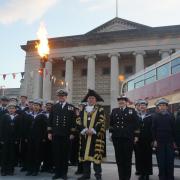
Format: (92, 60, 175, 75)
(134, 75, 144, 88)
(144, 69, 156, 85)
(157, 63, 170, 80)
(125, 66, 133, 74)
(172, 57, 180, 74)
(81, 68, 87, 76)
(102, 67, 110, 75)
(128, 80, 134, 91)
(62, 70, 65, 77)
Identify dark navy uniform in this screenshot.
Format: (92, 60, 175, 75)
(40, 110, 53, 172)
(26, 111, 48, 175)
(0, 113, 21, 175)
(48, 102, 76, 179)
(152, 111, 175, 180)
(135, 112, 153, 178)
(110, 106, 139, 180)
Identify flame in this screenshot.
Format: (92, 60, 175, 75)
(36, 22, 49, 58)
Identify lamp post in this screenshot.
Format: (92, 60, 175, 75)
(0, 86, 5, 96)
(36, 23, 49, 99)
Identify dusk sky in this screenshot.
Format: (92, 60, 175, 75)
(0, 0, 180, 88)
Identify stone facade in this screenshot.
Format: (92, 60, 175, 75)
(21, 17, 180, 110)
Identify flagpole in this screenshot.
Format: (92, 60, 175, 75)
(116, 0, 118, 17)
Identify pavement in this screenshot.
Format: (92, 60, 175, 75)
(0, 165, 180, 180)
(1, 132, 180, 179)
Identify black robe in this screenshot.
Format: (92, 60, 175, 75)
(76, 104, 106, 164)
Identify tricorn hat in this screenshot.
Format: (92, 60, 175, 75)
(81, 89, 104, 102)
(117, 95, 129, 102)
(56, 89, 68, 96)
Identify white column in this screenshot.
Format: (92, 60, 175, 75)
(64, 57, 74, 103)
(159, 49, 171, 59)
(33, 69, 42, 99)
(85, 55, 96, 90)
(109, 53, 120, 110)
(43, 61, 52, 101)
(133, 51, 145, 73)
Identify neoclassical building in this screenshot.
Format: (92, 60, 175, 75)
(21, 17, 180, 110)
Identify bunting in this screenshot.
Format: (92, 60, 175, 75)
(0, 72, 25, 80)
(0, 70, 65, 87)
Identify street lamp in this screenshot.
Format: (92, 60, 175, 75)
(0, 85, 5, 96)
(35, 23, 50, 98)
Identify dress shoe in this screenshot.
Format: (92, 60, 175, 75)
(1, 172, 7, 176)
(96, 177, 102, 180)
(8, 171, 14, 176)
(145, 175, 149, 180)
(20, 167, 27, 172)
(62, 175, 68, 180)
(52, 174, 61, 179)
(139, 175, 145, 180)
(75, 170, 83, 175)
(32, 171, 38, 176)
(135, 171, 140, 175)
(78, 175, 90, 180)
(26, 171, 33, 176)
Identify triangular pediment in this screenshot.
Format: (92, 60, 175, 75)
(87, 17, 150, 34)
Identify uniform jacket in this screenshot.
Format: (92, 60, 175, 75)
(110, 107, 139, 140)
(48, 102, 76, 136)
(138, 112, 153, 142)
(28, 111, 48, 141)
(0, 113, 21, 143)
(152, 111, 175, 143)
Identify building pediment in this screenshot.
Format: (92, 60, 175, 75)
(87, 17, 150, 34)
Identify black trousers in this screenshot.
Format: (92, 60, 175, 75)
(112, 137, 133, 180)
(83, 161, 102, 178)
(27, 139, 43, 173)
(133, 144, 140, 173)
(136, 140, 152, 175)
(156, 143, 174, 180)
(52, 135, 70, 177)
(41, 140, 53, 170)
(20, 139, 29, 169)
(1, 141, 17, 173)
(69, 135, 79, 165)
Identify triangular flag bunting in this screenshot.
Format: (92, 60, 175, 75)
(3, 74, 6, 80)
(12, 73, 16, 79)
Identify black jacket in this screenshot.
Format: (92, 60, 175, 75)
(28, 112, 48, 141)
(138, 113, 153, 142)
(152, 111, 175, 143)
(110, 107, 139, 140)
(0, 113, 21, 142)
(48, 102, 76, 136)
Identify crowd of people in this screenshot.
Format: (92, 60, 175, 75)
(0, 88, 179, 180)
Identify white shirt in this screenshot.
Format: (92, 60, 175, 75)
(85, 105, 94, 113)
(59, 102, 66, 109)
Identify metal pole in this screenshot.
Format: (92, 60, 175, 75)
(116, 0, 118, 17)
